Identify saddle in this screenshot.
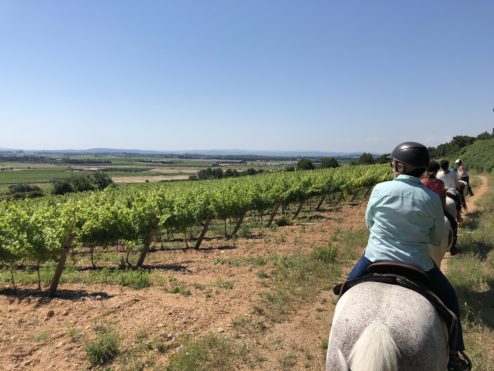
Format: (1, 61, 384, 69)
(333, 261, 458, 345)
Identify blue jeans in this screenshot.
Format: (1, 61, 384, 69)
(348, 255, 464, 351)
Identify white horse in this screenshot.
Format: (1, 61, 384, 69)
(326, 282, 449, 371)
(445, 179, 469, 220)
(326, 219, 453, 371)
(445, 196, 457, 220)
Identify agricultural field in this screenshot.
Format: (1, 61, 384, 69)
(0, 152, 300, 194)
(0, 166, 492, 370)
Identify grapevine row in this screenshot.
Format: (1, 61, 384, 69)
(0, 164, 392, 295)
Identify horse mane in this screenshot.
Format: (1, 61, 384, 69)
(349, 321, 399, 371)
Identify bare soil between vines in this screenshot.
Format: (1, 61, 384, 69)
(0, 202, 367, 370)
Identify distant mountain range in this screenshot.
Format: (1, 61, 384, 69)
(0, 147, 372, 158)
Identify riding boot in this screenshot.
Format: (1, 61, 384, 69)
(450, 236, 459, 255)
(448, 351, 472, 371)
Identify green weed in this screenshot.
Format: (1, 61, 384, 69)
(85, 325, 120, 366)
(313, 243, 337, 263)
(166, 333, 248, 371)
(214, 280, 234, 290)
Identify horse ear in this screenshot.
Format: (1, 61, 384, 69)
(336, 348, 351, 371)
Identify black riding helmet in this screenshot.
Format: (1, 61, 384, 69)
(391, 142, 430, 169)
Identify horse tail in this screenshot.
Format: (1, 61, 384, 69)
(349, 321, 399, 371)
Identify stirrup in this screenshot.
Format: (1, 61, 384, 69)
(448, 351, 472, 371)
(460, 351, 472, 368)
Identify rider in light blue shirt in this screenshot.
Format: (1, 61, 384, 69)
(347, 142, 470, 371)
(364, 174, 445, 271)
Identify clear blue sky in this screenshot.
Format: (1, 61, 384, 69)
(1, 0, 493, 153)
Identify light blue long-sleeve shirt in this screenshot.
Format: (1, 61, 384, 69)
(364, 174, 445, 271)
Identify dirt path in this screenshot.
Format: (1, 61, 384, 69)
(441, 175, 489, 272)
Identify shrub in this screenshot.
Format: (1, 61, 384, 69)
(321, 157, 340, 169)
(85, 325, 120, 366)
(52, 172, 113, 195)
(296, 158, 315, 170)
(275, 215, 292, 227)
(7, 184, 44, 199)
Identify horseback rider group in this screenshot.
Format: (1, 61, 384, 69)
(346, 142, 472, 371)
(421, 160, 459, 255)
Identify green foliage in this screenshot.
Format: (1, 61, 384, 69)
(196, 167, 224, 180)
(85, 325, 120, 366)
(51, 179, 74, 195)
(296, 158, 315, 170)
(428, 130, 494, 159)
(194, 167, 265, 180)
(0, 265, 151, 289)
(457, 137, 494, 172)
(313, 243, 337, 263)
(320, 157, 339, 169)
(167, 333, 246, 371)
(320, 339, 329, 351)
(52, 172, 113, 195)
(115, 268, 150, 288)
(215, 279, 234, 289)
(374, 153, 390, 164)
(7, 184, 44, 199)
(430, 135, 477, 158)
(357, 152, 374, 165)
(0, 164, 391, 294)
(168, 280, 191, 296)
(275, 215, 292, 226)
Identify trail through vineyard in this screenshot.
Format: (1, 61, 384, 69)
(441, 175, 488, 273)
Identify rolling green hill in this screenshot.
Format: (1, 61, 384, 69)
(457, 137, 494, 172)
(428, 129, 494, 172)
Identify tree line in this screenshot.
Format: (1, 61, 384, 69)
(5, 172, 114, 200)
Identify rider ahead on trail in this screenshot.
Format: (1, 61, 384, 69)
(437, 159, 459, 193)
(421, 160, 459, 255)
(438, 159, 466, 219)
(455, 159, 474, 196)
(348, 142, 471, 371)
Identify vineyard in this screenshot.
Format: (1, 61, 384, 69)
(0, 165, 391, 296)
(0, 169, 492, 370)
